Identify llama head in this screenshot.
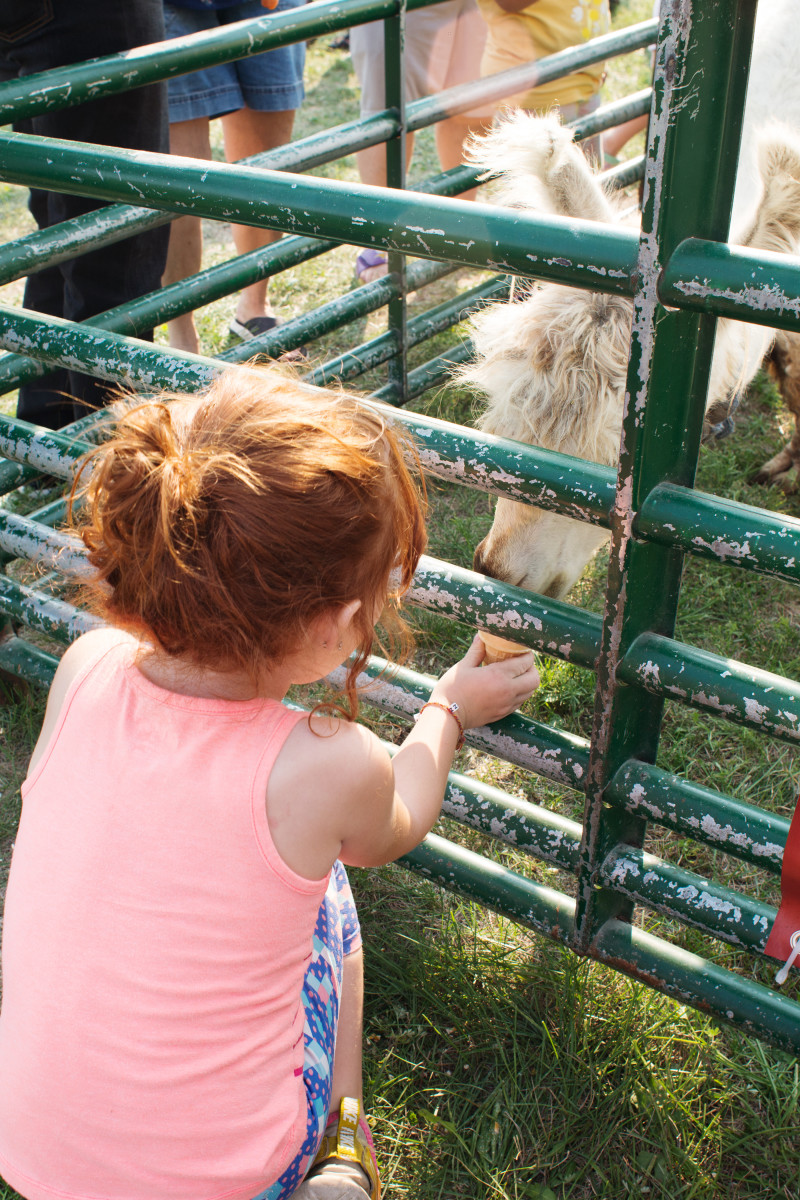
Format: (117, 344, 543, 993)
(460, 285, 632, 599)
(460, 113, 800, 603)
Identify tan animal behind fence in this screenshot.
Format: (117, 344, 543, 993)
(459, 112, 800, 599)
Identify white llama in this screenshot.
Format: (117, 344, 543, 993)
(460, 0, 800, 600)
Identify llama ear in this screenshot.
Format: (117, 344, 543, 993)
(465, 111, 617, 225)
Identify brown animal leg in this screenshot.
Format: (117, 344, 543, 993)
(754, 329, 800, 490)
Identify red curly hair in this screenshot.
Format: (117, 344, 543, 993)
(72, 367, 427, 713)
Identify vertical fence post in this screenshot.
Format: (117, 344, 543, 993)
(574, 0, 758, 951)
(384, 0, 408, 402)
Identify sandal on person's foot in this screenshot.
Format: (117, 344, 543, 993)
(354, 249, 388, 284)
(291, 1098, 380, 1199)
(229, 314, 308, 361)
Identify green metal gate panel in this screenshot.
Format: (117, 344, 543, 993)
(2, 0, 800, 1053)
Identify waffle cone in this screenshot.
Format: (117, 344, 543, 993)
(478, 630, 528, 664)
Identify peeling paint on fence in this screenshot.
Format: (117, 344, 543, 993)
(2, 0, 800, 1054)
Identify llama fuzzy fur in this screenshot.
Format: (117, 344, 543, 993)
(460, 107, 800, 598)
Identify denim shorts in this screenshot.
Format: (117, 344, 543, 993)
(163, 0, 306, 122)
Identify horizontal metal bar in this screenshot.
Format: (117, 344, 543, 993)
(228, 261, 464, 375)
(0, 576, 101, 642)
(2, 323, 797, 602)
(0, 0, 389, 122)
(602, 154, 646, 191)
(0, 111, 398, 291)
(0, 315, 621, 522)
(441, 772, 581, 870)
(0, 309, 219, 413)
(377, 407, 616, 518)
(401, 836, 800, 1054)
(661, 237, 800, 335)
(407, 20, 658, 130)
(0, 635, 59, 688)
(0, 458, 37, 495)
(0, 414, 93, 478)
(0, 409, 110, 497)
(606, 759, 788, 874)
(410, 555, 602, 668)
(593, 916, 800, 1056)
(621, 632, 800, 746)
(0, 179, 465, 395)
(370, 339, 477, 405)
(599, 843, 775, 955)
(403, 340, 476, 402)
(4, 304, 796, 600)
(0, 573, 593, 791)
(0, 204, 168, 289)
(0, 133, 640, 294)
(0, 512, 88, 576)
(327, 656, 591, 789)
(0, 539, 602, 681)
(401, 833, 576, 943)
(7, 305, 797, 597)
(0, 235, 336, 395)
(0, 90, 638, 292)
(569, 88, 652, 143)
(637, 481, 800, 586)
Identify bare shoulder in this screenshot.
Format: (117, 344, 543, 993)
(266, 712, 396, 879)
(280, 712, 392, 796)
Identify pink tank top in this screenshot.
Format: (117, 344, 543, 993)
(0, 629, 328, 1200)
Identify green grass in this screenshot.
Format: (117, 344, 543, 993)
(3, 1, 800, 1197)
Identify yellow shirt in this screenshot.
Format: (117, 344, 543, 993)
(478, 0, 611, 111)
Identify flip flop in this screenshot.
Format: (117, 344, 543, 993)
(229, 314, 308, 361)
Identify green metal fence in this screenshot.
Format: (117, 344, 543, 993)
(3, 0, 800, 1053)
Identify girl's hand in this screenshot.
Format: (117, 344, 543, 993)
(430, 634, 540, 729)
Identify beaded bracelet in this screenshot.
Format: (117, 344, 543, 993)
(414, 700, 465, 749)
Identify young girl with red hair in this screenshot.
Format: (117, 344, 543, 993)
(0, 368, 539, 1200)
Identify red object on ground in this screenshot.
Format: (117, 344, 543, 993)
(765, 791, 800, 968)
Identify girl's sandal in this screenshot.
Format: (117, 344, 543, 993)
(292, 1098, 381, 1199)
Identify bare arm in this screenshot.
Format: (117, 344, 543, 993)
(493, 0, 539, 13)
(338, 635, 540, 865)
(268, 636, 539, 878)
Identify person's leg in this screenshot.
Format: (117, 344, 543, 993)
(602, 112, 648, 162)
(217, 0, 304, 340)
(433, 0, 493, 201)
(221, 106, 297, 329)
(354, 133, 416, 190)
(329, 934, 364, 1111)
(434, 114, 493, 201)
(6, 0, 169, 426)
(350, 18, 417, 282)
(289, 863, 376, 1199)
(161, 2, 248, 351)
(161, 116, 214, 353)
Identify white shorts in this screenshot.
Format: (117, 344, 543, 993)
(350, 0, 493, 119)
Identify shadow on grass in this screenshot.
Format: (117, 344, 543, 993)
(355, 863, 799, 1200)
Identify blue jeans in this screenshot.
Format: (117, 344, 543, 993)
(0, 0, 170, 428)
(163, 0, 306, 123)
